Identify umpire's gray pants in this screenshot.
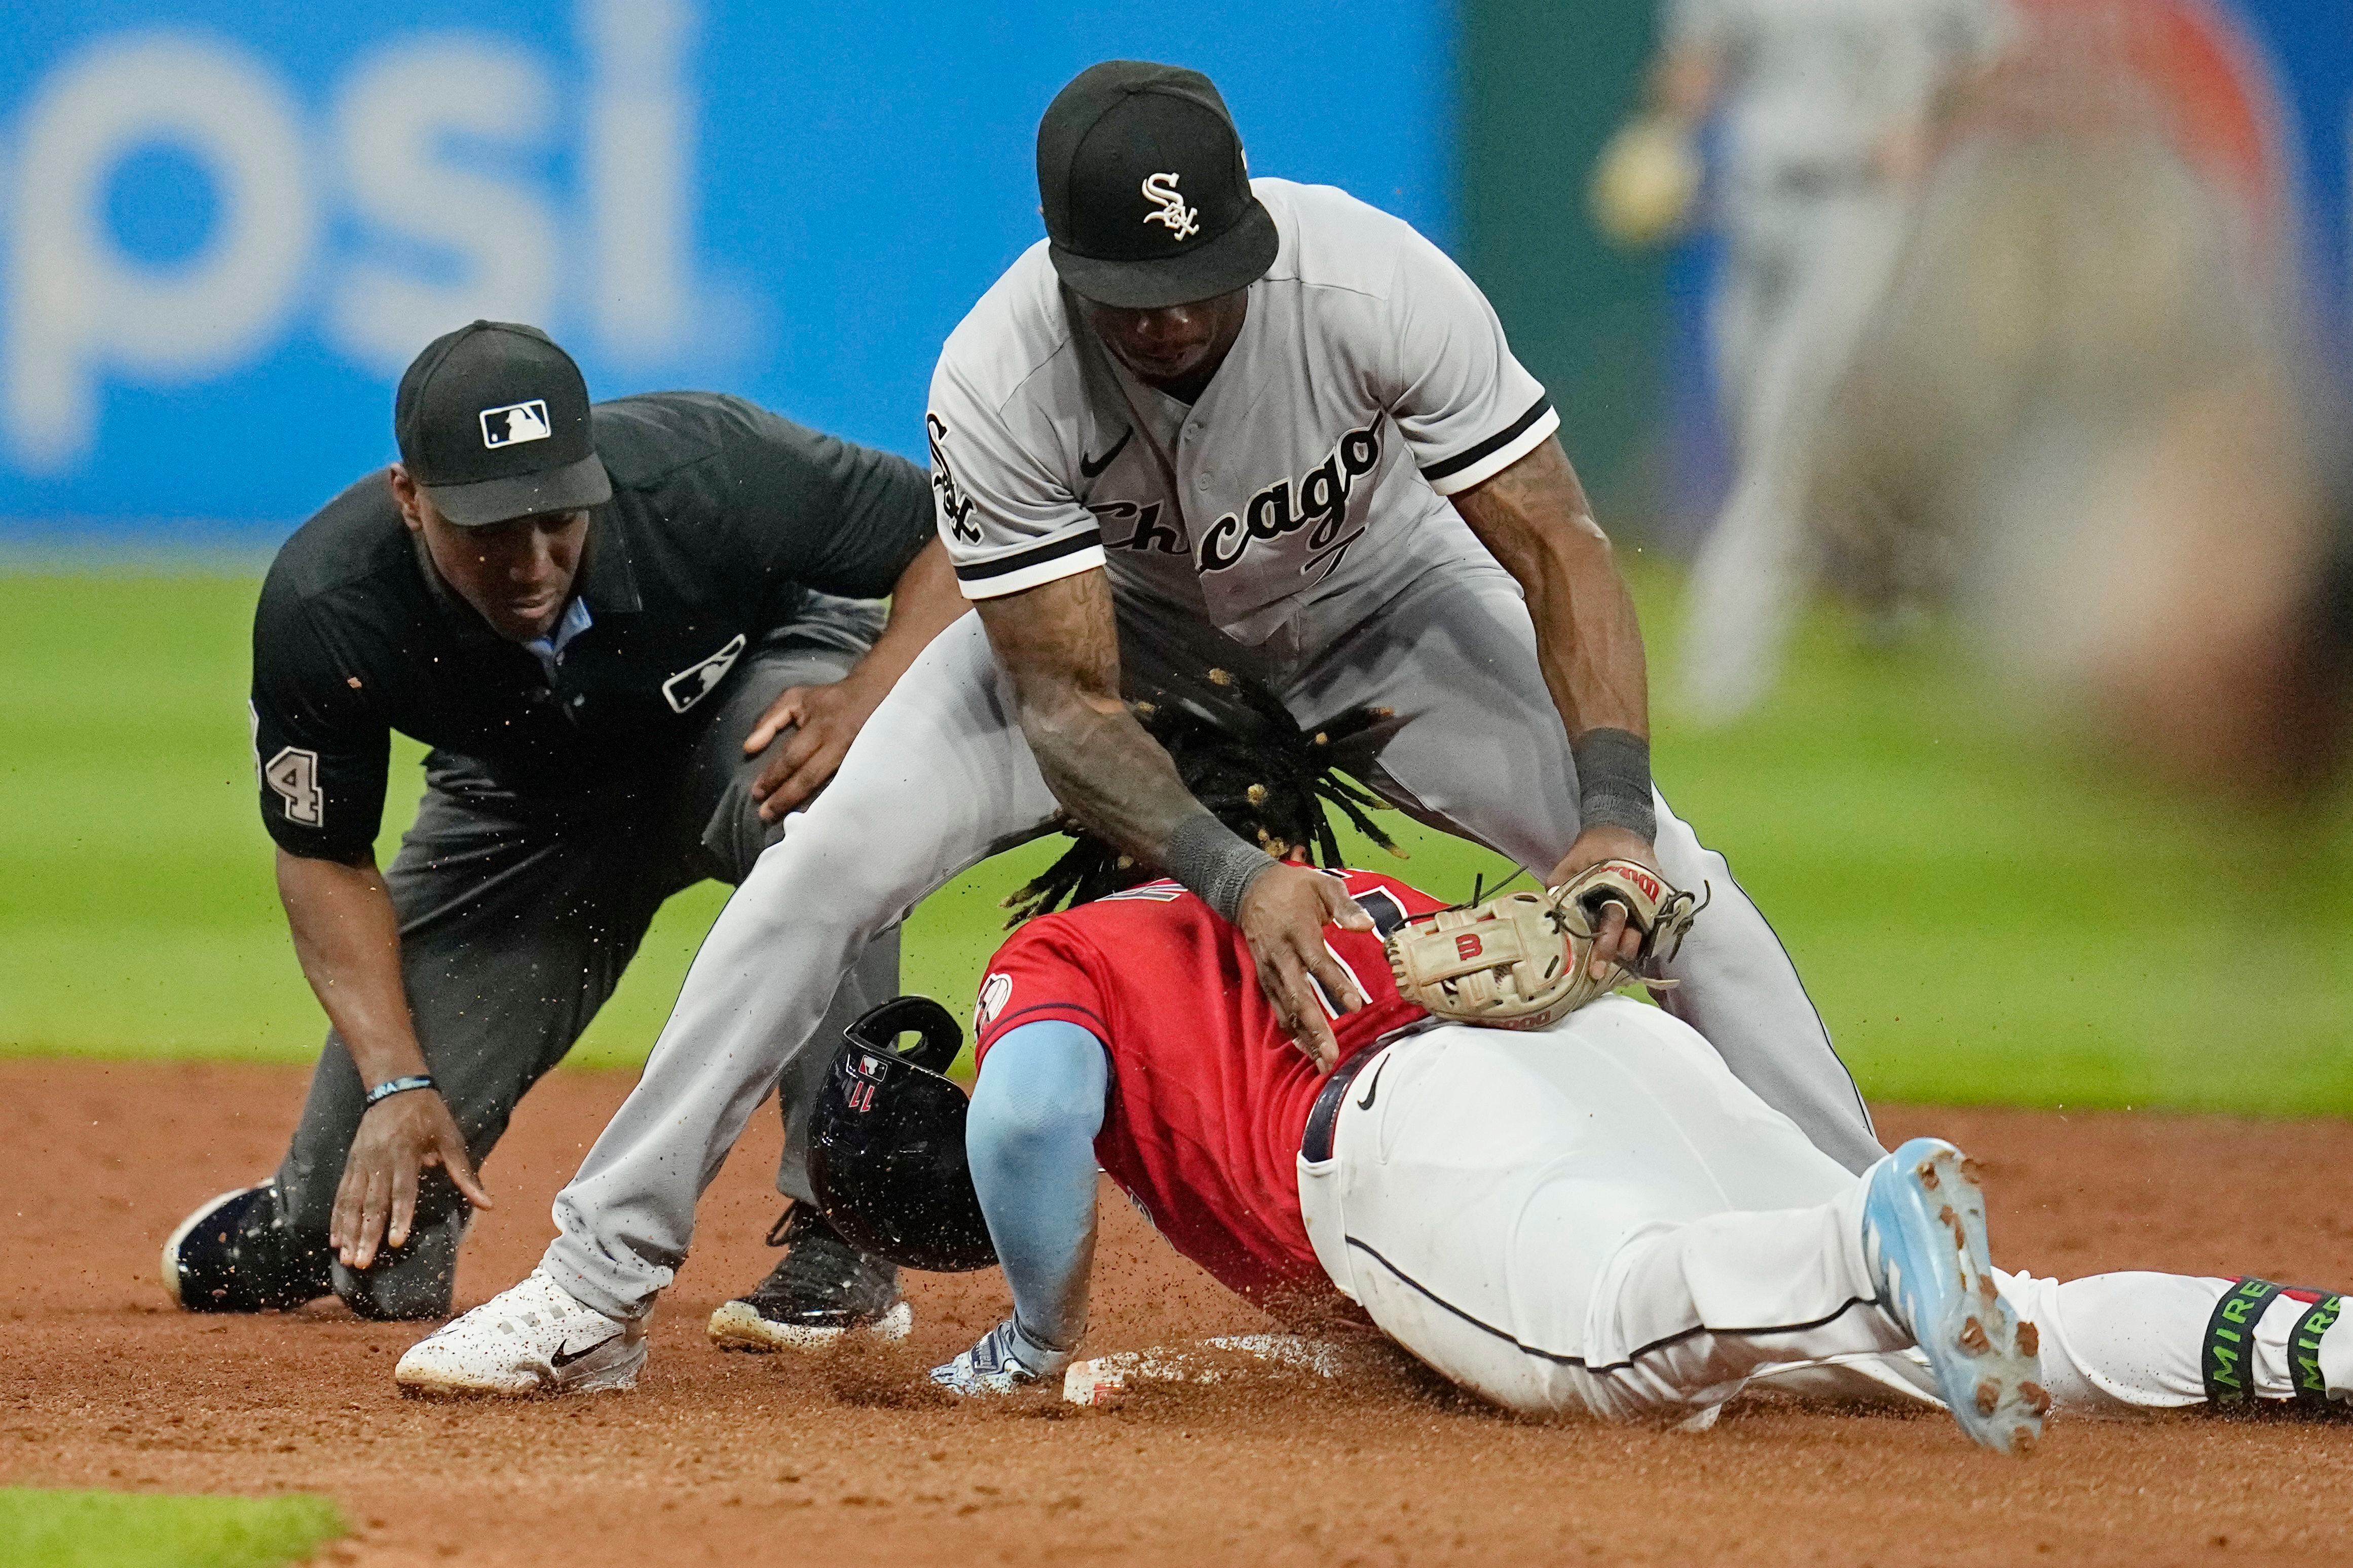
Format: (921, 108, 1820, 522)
(544, 561, 1880, 1323)
(275, 638, 899, 1319)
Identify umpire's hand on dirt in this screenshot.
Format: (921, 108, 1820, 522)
(1548, 825, 1663, 984)
(331, 1091, 493, 1273)
(744, 674, 885, 823)
(1237, 863, 1374, 1074)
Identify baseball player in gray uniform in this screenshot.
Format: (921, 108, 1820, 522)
(1620, 0, 2005, 720)
(396, 60, 1884, 1399)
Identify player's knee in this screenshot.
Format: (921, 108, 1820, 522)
(699, 778, 779, 886)
(723, 804, 910, 945)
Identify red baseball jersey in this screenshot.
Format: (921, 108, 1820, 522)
(971, 868, 1445, 1312)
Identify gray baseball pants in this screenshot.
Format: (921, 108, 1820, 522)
(544, 559, 1880, 1323)
(275, 636, 900, 1319)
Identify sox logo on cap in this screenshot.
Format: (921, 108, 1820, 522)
(1140, 173, 1199, 240)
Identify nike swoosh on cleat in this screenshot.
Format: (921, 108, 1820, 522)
(549, 1332, 619, 1370)
(1356, 1056, 1390, 1112)
(1079, 428, 1132, 479)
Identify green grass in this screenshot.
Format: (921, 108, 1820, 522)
(2, 567, 2347, 1112)
(0, 1488, 343, 1568)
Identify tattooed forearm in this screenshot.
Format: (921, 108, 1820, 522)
(974, 570, 1218, 864)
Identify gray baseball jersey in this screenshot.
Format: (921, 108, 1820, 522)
(926, 178, 1559, 650)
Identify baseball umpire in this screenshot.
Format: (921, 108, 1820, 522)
(161, 320, 963, 1326)
(394, 61, 1888, 1398)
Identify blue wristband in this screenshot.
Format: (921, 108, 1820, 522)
(363, 1074, 436, 1110)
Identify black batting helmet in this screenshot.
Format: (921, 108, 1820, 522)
(806, 996, 998, 1273)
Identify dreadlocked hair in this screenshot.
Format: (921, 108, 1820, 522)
(1002, 666, 1401, 925)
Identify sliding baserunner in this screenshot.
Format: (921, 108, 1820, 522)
(916, 683, 2351, 1451)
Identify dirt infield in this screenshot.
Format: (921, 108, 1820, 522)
(7, 1060, 2353, 1567)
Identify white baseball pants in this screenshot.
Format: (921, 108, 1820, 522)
(1298, 1003, 2352, 1423)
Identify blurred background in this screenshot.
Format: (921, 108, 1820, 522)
(2, 0, 2348, 1113)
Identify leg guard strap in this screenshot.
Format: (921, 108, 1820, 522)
(2287, 1293, 2344, 1413)
(2201, 1277, 2283, 1407)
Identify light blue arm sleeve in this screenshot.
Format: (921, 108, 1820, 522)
(966, 1019, 1109, 1354)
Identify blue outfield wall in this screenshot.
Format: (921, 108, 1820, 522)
(0, 1, 1453, 549)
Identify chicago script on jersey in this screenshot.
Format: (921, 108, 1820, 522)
(1194, 423, 1381, 577)
(1090, 498, 1186, 555)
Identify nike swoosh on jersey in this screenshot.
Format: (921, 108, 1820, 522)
(1078, 427, 1132, 478)
(549, 1332, 620, 1369)
(1356, 1054, 1391, 1112)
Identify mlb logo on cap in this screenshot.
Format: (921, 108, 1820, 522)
(395, 321, 610, 526)
(479, 400, 552, 449)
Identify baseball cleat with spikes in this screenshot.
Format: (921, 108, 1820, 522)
(1862, 1137, 2046, 1457)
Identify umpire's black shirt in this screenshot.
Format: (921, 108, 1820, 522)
(251, 392, 933, 862)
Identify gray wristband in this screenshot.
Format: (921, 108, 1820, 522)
(1166, 812, 1278, 923)
(1570, 726, 1656, 843)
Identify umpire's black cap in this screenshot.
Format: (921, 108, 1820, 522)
(1038, 60, 1279, 310)
(393, 321, 612, 527)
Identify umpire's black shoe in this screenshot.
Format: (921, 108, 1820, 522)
(161, 1183, 333, 1314)
(707, 1207, 912, 1351)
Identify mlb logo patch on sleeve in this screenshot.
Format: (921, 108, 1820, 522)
(479, 400, 553, 448)
(661, 634, 746, 713)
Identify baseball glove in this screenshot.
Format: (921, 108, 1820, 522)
(1384, 860, 1704, 1031)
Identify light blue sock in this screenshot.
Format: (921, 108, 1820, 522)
(966, 1019, 1108, 1354)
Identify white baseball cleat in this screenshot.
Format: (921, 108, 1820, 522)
(929, 1318, 1071, 1397)
(394, 1269, 647, 1399)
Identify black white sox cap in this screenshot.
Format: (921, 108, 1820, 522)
(1037, 60, 1279, 310)
(393, 321, 611, 527)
